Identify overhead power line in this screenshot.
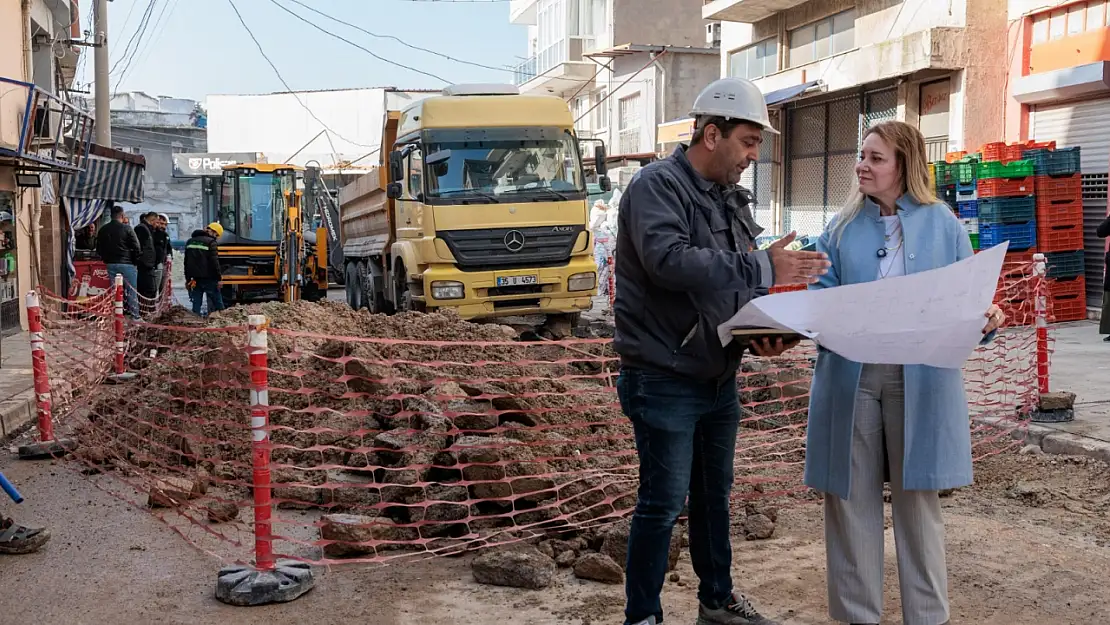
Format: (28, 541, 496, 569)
(224, 0, 379, 149)
(267, 0, 449, 83)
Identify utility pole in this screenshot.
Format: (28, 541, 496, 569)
(93, 0, 110, 145)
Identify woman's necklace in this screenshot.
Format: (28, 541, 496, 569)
(879, 221, 903, 279)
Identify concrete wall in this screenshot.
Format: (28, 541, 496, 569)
(613, 0, 709, 46)
(660, 52, 720, 124)
(960, 0, 1008, 150)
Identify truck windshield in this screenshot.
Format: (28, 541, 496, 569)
(219, 170, 294, 241)
(421, 128, 585, 202)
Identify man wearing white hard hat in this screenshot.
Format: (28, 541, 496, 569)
(613, 77, 830, 625)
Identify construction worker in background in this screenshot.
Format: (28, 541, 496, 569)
(613, 77, 831, 625)
(184, 222, 225, 317)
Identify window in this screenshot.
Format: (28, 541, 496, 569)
(536, 0, 568, 75)
(1031, 2, 1109, 45)
(729, 39, 778, 80)
(618, 93, 642, 155)
(405, 146, 423, 201)
(1069, 3, 1086, 35)
(593, 88, 607, 130)
(789, 9, 855, 68)
(1090, 1, 1107, 30)
(420, 127, 585, 203)
(1032, 13, 1049, 44)
(1049, 8, 1067, 40)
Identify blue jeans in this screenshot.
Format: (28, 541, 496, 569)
(190, 278, 225, 317)
(617, 367, 741, 625)
(105, 263, 140, 319)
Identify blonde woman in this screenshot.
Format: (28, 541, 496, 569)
(805, 121, 1005, 625)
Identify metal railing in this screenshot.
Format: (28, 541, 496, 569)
(513, 56, 537, 86)
(0, 77, 93, 172)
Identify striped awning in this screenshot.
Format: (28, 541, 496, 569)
(59, 155, 145, 203)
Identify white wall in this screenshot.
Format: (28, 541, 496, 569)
(206, 89, 435, 169)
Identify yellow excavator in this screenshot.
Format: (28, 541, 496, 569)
(206, 162, 329, 303)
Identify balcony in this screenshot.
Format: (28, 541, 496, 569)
(510, 0, 537, 25)
(513, 38, 597, 96)
(0, 77, 93, 172)
(752, 28, 966, 96)
(703, 0, 809, 23)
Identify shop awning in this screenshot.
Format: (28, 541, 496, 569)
(59, 154, 145, 203)
(764, 80, 824, 107)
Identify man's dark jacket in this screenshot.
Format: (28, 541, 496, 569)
(152, 228, 171, 265)
(184, 230, 221, 281)
(614, 146, 773, 382)
(133, 222, 158, 271)
(95, 220, 141, 266)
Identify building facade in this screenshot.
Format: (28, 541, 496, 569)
(0, 0, 88, 335)
(702, 0, 1008, 236)
(95, 92, 208, 241)
(1006, 0, 1110, 309)
(509, 0, 720, 170)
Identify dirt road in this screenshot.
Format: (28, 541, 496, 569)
(1, 451, 1108, 625)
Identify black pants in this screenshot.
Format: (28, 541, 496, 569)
(137, 269, 157, 300)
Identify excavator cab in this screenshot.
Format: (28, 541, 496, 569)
(208, 163, 328, 303)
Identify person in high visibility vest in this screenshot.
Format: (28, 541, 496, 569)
(184, 222, 225, 317)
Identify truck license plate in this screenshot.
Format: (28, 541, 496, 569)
(496, 275, 537, 287)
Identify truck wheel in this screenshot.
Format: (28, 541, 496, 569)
(394, 266, 425, 314)
(358, 262, 385, 314)
(345, 262, 363, 310)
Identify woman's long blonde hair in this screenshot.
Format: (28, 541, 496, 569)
(830, 120, 938, 244)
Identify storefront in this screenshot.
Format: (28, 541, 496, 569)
(0, 190, 16, 335)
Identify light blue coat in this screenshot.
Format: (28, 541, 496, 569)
(803, 194, 995, 500)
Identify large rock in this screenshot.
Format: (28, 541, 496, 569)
(573, 553, 624, 584)
(320, 514, 419, 558)
(1039, 391, 1076, 411)
(206, 501, 240, 523)
(471, 546, 556, 589)
(147, 473, 207, 508)
(742, 514, 775, 540)
(428, 382, 498, 431)
(599, 519, 682, 571)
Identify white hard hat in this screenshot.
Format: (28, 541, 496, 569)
(690, 77, 778, 135)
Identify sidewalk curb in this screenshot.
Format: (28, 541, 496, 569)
(0, 390, 35, 441)
(973, 415, 1110, 464)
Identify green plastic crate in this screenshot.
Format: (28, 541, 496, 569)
(977, 159, 1034, 180)
(952, 159, 978, 184)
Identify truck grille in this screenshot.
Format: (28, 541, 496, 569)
(438, 225, 584, 271)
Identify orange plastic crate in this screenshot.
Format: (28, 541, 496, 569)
(999, 249, 1037, 278)
(1051, 294, 1087, 322)
(1048, 275, 1086, 300)
(1034, 174, 1082, 205)
(945, 151, 968, 163)
(997, 298, 1036, 326)
(1035, 199, 1083, 228)
(977, 176, 1034, 198)
(1018, 139, 1057, 151)
(980, 142, 1025, 163)
(1038, 224, 1084, 253)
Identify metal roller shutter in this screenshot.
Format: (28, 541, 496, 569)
(1031, 99, 1110, 308)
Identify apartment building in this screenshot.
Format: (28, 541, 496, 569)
(1007, 0, 1110, 308)
(701, 0, 1008, 236)
(509, 0, 720, 169)
(0, 0, 91, 334)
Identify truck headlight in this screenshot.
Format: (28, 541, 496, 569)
(430, 280, 465, 300)
(568, 272, 596, 292)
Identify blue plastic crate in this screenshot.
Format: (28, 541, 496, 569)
(1046, 250, 1084, 279)
(956, 180, 977, 194)
(1023, 147, 1081, 176)
(957, 200, 979, 218)
(978, 196, 1036, 224)
(979, 220, 1037, 250)
(937, 185, 957, 209)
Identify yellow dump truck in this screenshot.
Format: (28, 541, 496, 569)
(338, 84, 610, 326)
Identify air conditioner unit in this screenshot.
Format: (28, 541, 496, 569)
(706, 22, 721, 48)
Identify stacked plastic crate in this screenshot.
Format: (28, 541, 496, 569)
(1026, 144, 1085, 322)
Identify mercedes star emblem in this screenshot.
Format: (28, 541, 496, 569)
(503, 230, 526, 253)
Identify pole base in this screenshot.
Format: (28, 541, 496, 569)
(104, 372, 139, 384)
(215, 560, 314, 606)
(17, 437, 78, 460)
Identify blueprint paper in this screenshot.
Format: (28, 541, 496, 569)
(718, 242, 1009, 368)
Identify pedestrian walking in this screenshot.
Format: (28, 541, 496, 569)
(804, 120, 1005, 625)
(133, 212, 159, 306)
(185, 222, 225, 317)
(613, 77, 831, 625)
(591, 199, 615, 299)
(1096, 213, 1110, 341)
(95, 203, 141, 319)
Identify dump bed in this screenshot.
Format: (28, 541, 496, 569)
(337, 166, 390, 258)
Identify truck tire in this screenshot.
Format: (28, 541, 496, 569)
(393, 264, 425, 313)
(358, 261, 385, 314)
(345, 262, 363, 310)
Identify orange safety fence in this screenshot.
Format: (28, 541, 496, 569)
(17, 258, 1052, 572)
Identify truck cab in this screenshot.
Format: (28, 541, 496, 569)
(346, 83, 608, 324)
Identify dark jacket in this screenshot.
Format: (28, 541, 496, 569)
(184, 230, 221, 281)
(133, 222, 158, 271)
(614, 145, 773, 382)
(95, 220, 141, 266)
(1098, 215, 1110, 292)
(152, 229, 171, 265)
